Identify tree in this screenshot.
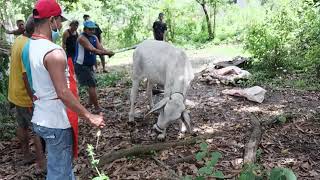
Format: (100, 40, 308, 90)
(196, 0, 214, 40)
(196, 0, 227, 40)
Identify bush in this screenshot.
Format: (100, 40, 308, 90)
(0, 54, 9, 100)
(244, 0, 320, 75)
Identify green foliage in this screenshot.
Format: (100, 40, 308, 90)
(96, 71, 126, 88)
(244, 0, 320, 75)
(0, 114, 16, 141)
(0, 54, 9, 101)
(269, 168, 297, 180)
(239, 163, 297, 180)
(239, 163, 263, 180)
(185, 142, 224, 179)
(86, 144, 110, 180)
(2, 0, 267, 48)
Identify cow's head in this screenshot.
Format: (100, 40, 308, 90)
(146, 93, 191, 140)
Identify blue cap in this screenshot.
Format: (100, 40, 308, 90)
(83, 20, 97, 28)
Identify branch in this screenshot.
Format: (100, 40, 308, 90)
(98, 132, 222, 167)
(243, 114, 262, 164)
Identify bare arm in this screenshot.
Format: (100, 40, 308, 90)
(44, 49, 105, 128)
(163, 31, 167, 42)
(95, 37, 114, 57)
(22, 73, 33, 101)
(1, 24, 18, 35)
(62, 30, 69, 51)
(78, 36, 109, 56)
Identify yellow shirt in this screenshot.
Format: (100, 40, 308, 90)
(8, 35, 32, 107)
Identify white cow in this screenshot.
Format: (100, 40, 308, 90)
(129, 40, 194, 140)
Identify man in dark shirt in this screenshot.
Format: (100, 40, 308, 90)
(83, 14, 107, 72)
(153, 13, 167, 41)
(1, 20, 25, 36)
(62, 20, 79, 60)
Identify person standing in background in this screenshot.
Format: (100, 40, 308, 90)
(83, 14, 108, 72)
(74, 20, 114, 113)
(1, 19, 25, 36)
(62, 20, 79, 61)
(153, 13, 167, 41)
(8, 15, 46, 173)
(29, 0, 106, 179)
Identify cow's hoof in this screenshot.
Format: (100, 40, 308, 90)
(157, 134, 166, 141)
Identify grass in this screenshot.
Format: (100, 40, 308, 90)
(96, 70, 130, 88)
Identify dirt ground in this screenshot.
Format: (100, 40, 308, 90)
(1, 57, 320, 180)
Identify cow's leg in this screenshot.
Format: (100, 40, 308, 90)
(146, 80, 153, 109)
(129, 79, 140, 122)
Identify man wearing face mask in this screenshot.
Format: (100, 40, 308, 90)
(74, 20, 114, 113)
(29, 0, 106, 179)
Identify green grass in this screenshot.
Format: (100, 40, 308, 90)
(96, 70, 129, 88)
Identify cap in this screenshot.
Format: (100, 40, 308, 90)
(83, 20, 97, 28)
(33, 0, 67, 21)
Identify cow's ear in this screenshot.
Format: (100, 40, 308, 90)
(181, 110, 192, 133)
(145, 97, 170, 117)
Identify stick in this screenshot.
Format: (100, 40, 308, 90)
(113, 45, 137, 54)
(98, 132, 222, 167)
(243, 114, 262, 164)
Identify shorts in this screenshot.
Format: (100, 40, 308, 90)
(16, 106, 33, 129)
(74, 63, 97, 87)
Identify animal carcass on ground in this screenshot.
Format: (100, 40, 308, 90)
(129, 40, 194, 140)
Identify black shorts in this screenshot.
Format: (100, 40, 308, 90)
(74, 63, 97, 87)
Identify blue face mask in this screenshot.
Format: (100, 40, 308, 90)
(50, 18, 60, 42)
(51, 29, 60, 42)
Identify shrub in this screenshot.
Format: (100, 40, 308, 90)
(244, 0, 320, 75)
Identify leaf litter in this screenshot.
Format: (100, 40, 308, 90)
(1, 64, 320, 180)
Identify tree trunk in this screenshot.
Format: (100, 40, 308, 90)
(200, 3, 213, 40)
(212, 1, 217, 40)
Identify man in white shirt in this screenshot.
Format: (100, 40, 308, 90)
(29, 0, 105, 179)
